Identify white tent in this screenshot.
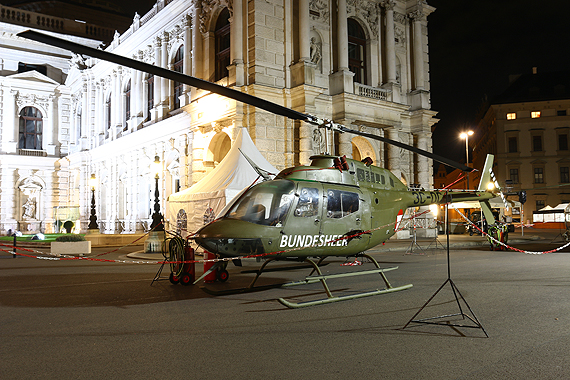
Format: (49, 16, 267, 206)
(167, 128, 277, 235)
(533, 204, 569, 223)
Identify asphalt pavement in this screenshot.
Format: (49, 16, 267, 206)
(1, 228, 569, 379)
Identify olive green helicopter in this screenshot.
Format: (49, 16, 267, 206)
(19, 31, 501, 307)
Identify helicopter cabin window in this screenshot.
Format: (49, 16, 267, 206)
(326, 190, 359, 219)
(294, 188, 319, 217)
(375, 173, 380, 183)
(380, 175, 385, 185)
(225, 180, 295, 226)
(390, 178, 394, 187)
(357, 168, 365, 182)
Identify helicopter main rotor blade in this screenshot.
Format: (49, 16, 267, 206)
(17, 30, 310, 122)
(335, 125, 474, 172)
(18, 30, 471, 172)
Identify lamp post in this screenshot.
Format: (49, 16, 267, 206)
(460, 130, 474, 190)
(88, 173, 99, 233)
(150, 155, 164, 232)
(146, 155, 164, 253)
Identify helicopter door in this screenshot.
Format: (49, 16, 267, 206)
(321, 186, 370, 253)
(280, 184, 323, 251)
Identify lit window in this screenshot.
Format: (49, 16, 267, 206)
(534, 167, 544, 183)
(506, 112, 516, 120)
(531, 111, 541, 118)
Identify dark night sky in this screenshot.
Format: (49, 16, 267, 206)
(119, 1, 157, 18)
(118, 0, 570, 168)
(428, 0, 570, 166)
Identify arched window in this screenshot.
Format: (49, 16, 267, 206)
(147, 75, 154, 122)
(124, 79, 131, 129)
(173, 46, 184, 110)
(214, 8, 230, 82)
(348, 19, 366, 84)
(18, 107, 43, 150)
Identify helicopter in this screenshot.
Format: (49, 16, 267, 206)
(19, 30, 501, 307)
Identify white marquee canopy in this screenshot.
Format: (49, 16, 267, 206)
(167, 128, 277, 235)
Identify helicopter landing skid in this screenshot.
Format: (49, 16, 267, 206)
(278, 254, 412, 308)
(200, 254, 412, 308)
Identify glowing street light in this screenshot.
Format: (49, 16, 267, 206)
(460, 131, 474, 190)
(88, 173, 99, 232)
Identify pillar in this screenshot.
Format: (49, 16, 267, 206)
(182, 13, 192, 104)
(387, 128, 400, 180)
(384, 1, 397, 84)
(411, 11, 425, 90)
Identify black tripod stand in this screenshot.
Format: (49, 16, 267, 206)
(403, 203, 488, 337)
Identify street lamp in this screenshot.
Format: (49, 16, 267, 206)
(88, 173, 99, 232)
(146, 156, 164, 253)
(150, 155, 164, 232)
(460, 130, 474, 190)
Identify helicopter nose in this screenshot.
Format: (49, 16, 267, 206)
(195, 220, 266, 258)
(195, 223, 222, 254)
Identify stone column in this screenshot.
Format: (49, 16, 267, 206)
(299, 121, 313, 165)
(136, 61, 144, 121)
(97, 80, 105, 137)
(338, 128, 352, 158)
(152, 36, 162, 121)
(387, 128, 400, 180)
(46, 93, 57, 155)
(338, 0, 348, 70)
(130, 68, 136, 131)
(3, 89, 16, 152)
(299, 0, 310, 62)
(192, 6, 203, 82)
(417, 132, 431, 187)
(182, 13, 192, 104)
(230, 0, 244, 86)
(411, 10, 425, 90)
(160, 32, 169, 117)
(114, 68, 122, 139)
(383, 1, 397, 84)
(81, 80, 88, 148)
(329, 0, 354, 94)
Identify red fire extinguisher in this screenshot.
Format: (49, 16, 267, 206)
(178, 246, 195, 286)
(203, 251, 217, 283)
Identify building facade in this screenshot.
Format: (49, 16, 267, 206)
(1, 0, 439, 235)
(473, 69, 570, 223)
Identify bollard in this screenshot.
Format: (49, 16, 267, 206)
(12, 233, 16, 258)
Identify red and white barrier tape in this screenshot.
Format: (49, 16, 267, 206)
(1, 212, 430, 264)
(452, 206, 570, 255)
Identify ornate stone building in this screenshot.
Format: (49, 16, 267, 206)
(1, 0, 438, 235)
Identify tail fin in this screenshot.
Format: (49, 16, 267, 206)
(478, 155, 496, 224)
(477, 154, 494, 191)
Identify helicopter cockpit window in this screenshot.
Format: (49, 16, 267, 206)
(294, 187, 319, 217)
(224, 180, 295, 226)
(326, 190, 359, 219)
